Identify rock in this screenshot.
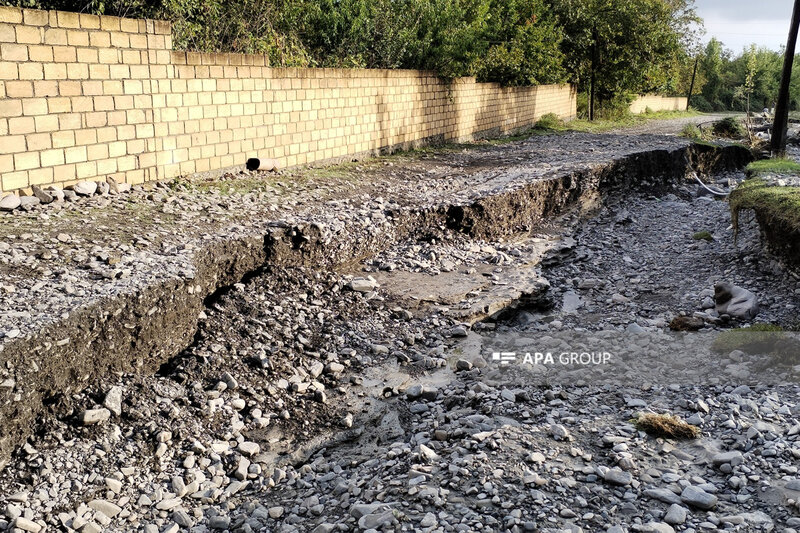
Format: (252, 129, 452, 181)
(669, 316, 705, 331)
(644, 488, 682, 505)
(680, 485, 717, 510)
(238, 441, 260, 456)
(0, 194, 21, 211)
(455, 359, 473, 371)
(88, 499, 122, 517)
(714, 282, 759, 320)
(604, 468, 632, 486)
(72, 181, 98, 196)
(13, 517, 42, 532)
(712, 450, 743, 466)
(31, 185, 53, 204)
(103, 386, 123, 417)
(348, 277, 377, 293)
(562, 291, 583, 314)
(639, 522, 675, 533)
(664, 504, 687, 525)
(106, 176, 120, 194)
(19, 195, 40, 209)
(208, 516, 230, 530)
(79, 408, 111, 425)
(550, 424, 571, 441)
(268, 506, 284, 519)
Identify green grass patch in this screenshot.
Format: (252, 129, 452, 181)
(745, 158, 800, 178)
(680, 123, 709, 141)
(530, 109, 702, 135)
(729, 178, 800, 236)
(711, 324, 800, 365)
(692, 231, 713, 241)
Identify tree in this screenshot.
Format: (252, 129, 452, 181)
(543, 0, 700, 118)
(773, 0, 800, 154)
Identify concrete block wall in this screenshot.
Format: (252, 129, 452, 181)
(629, 94, 688, 114)
(0, 6, 577, 194)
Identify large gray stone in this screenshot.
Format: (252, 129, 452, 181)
(681, 485, 717, 510)
(714, 282, 759, 320)
(0, 194, 21, 211)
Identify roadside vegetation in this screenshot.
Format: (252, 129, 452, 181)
(3, 0, 699, 117)
(690, 39, 800, 113)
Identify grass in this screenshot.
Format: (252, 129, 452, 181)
(635, 413, 700, 439)
(531, 109, 702, 135)
(680, 123, 709, 141)
(729, 177, 800, 236)
(692, 231, 713, 241)
(711, 323, 800, 365)
(745, 158, 800, 177)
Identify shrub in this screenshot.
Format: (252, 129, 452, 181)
(689, 95, 713, 112)
(535, 113, 564, 130)
(680, 124, 706, 140)
(712, 117, 746, 139)
(635, 413, 700, 439)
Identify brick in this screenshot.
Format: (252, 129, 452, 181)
(22, 9, 48, 26)
(57, 113, 81, 130)
(40, 148, 65, 167)
(52, 45, 77, 62)
(0, 60, 15, 79)
(44, 28, 68, 45)
(79, 14, 100, 30)
(47, 96, 71, 113)
(27, 166, 53, 185)
(0, 134, 25, 153)
(21, 98, 47, 116)
(76, 48, 98, 63)
(56, 11, 80, 29)
(2, 171, 28, 190)
(51, 130, 75, 148)
(33, 114, 58, 132)
(66, 30, 89, 47)
(5, 81, 32, 97)
(8, 116, 34, 134)
(15, 25, 41, 44)
(28, 45, 53, 62)
(33, 80, 59, 96)
(14, 151, 39, 170)
(64, 146, 87, 163)
(25, 132, 50, 150)
(18, 62, 43, 80)
(43, 63, 67, 80)
(1, 43, 27, 61)
(0, 7, 23, 24)
(0, 98, 21, 117)
(89, 31, 111, 48)
(66, 63, 88, 80)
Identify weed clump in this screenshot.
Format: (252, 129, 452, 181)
(635, 413, 700, 439)
(712, 117, 746, 138)
(692, 231, 713, 241)
(680, 124, 707, 140)
(535, 113, 564, 130)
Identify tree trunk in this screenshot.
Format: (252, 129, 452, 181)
(772, 0, 800, 155)
(687, 56, 699, 111)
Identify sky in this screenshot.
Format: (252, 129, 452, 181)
(695, 0, 793, 53)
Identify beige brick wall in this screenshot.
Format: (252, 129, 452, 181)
(629, 94, 688, 114)
(0, 6, 577, 194)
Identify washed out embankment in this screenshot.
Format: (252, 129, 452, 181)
(0, 142, 752, 465)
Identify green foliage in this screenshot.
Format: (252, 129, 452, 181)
(680, 124, 707, 141)
(699, 38, 792, 112)
(692, 231, 712, 241)
(689, 95, 713, 112)
(544, 0, 699, 116)
(746, 158, 800, 177)
(534, 113, 564, 130)
(729, 177, 800, 237)
(712, 117, 746, 139)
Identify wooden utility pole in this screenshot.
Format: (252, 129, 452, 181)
(589, 27, 597, 121)
(687, 56, 699, 111)
(772, 0, 800, 155)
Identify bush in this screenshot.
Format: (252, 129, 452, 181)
(680, 124, 706, 140)
(689, 95, 713, 113)
(535, 113, 564, 130)
(712, 117, 746, 139)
